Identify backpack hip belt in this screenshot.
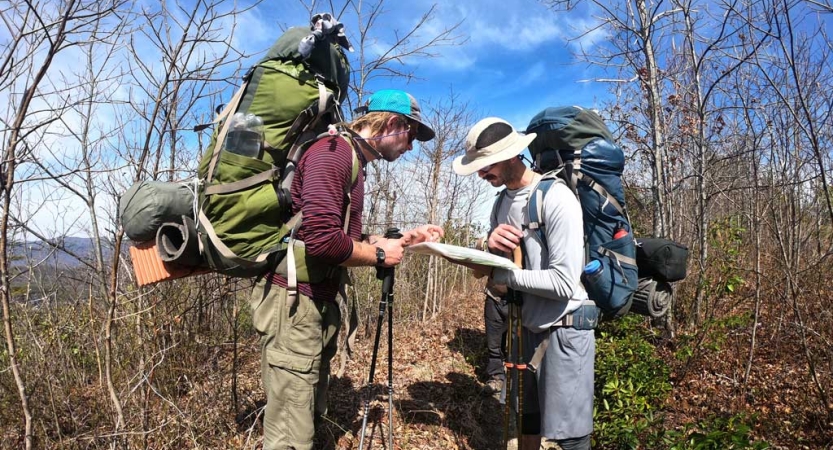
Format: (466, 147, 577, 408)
(527, 300, 599, 373)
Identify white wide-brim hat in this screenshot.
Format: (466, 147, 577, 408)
(453, 117, 537, 176)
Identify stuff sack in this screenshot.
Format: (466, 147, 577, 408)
(193, 14, 352, 277)
(635, 238, 689, 282)
(119, 180, 195, 243)
(526, 106, 638, 319)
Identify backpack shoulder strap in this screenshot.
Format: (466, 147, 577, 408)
(527, 172, 563, 253)
(338, 132, 361, 231)
(341, 131, 361, 186)
(490, 188, 507, 226)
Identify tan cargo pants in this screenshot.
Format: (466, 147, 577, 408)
(250, 278, 341, 450)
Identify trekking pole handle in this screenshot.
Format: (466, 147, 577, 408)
(376, 228, 402, 290)
(384, 227, 403, 240)
(512, 246, 522, 267)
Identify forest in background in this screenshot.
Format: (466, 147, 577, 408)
(1, 0, 832, 448)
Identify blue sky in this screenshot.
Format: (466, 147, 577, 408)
(10, 0, 613, 238)
(239, 0, 611, 132)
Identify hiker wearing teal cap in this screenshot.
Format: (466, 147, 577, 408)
(249, 88, 442, 450)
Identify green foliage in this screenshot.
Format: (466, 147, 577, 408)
(235, 299, 256, 336)
(674, 312, 753, 360)
(594, 315, 672, 449)
(707, 216, 748, 295)
(724, 275, 745, 294)
(714, 312, 753, 330)
(594, 314, 769, 449)
(661, 414, 770, 449)
(674, 332, 696, 361)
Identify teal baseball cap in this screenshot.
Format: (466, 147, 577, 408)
(360, 89, 436, 141)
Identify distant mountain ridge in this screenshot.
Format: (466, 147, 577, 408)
(11, 237, 112, 268)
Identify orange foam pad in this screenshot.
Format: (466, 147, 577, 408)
(128, 241, 209, 286)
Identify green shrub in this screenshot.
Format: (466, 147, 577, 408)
(661, 414, 770, 449)
(594, 315, 672, 449)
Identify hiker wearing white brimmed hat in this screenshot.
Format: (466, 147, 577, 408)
(453, 117, 537, 176)
(456, 117, 594, 450)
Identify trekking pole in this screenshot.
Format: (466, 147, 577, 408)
(515, 296, 525, 449)
(503, 246, 525, 450)
(502, 298, 514, 449)
(384, 228, 402, 450)
(512, 247, 525, 448)
(358, 227, 402, 450)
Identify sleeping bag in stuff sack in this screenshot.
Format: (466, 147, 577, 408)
(635, 237, 689, 282)
(119, 180, 195, 243)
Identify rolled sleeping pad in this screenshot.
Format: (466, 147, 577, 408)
(156, 215, 204, 268)
(630, 277, 672, 318)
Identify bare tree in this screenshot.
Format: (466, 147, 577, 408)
(667, 0, 773, 324)
(321, 0, 466, 236)
(1, 0, 259, 446)
(106, 0, 253, 443)
(545, 0, 678, 238)
(0, 1, 127, 448)
(746, 0, 833, 417)
(400, 92, 476, 319)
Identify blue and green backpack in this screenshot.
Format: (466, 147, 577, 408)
(525, 106, 638, 320)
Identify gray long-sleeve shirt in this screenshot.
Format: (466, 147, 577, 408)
(491, 175, 588, 333)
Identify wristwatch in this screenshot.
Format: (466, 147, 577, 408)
(375, 247, 386, 266)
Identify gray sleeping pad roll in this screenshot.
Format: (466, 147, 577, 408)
(156, 216, 203, 267)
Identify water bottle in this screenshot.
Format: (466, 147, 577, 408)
(224, 112, 263, 158)
(583, 260, 604, 283)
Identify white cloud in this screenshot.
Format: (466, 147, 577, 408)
(562, 16, 611, 52)
(471, 14, 566, 52)
(229, 3, 295, 56)
(412, 0, 605, 71)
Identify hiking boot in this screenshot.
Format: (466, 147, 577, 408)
(483, 376, 504, 396)
(540, 439, 563, 449)
(506, 438, 563, 450)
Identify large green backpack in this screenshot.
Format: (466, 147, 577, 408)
(194, 23, 352, 277)
(120, 16, 356, 281)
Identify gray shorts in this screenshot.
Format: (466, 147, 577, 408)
(518, 326, 595, 440)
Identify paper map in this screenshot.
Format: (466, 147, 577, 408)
(406, 242, 520, 271)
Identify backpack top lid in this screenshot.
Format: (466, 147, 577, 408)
(265, 26, 351, 100)
(525, 106, 614, 163)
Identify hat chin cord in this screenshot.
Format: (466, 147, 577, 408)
(353, 136, 385, 160)
(354, 130, 410, 160)
(356, 130, 409, 141)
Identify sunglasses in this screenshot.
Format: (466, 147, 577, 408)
(478, 163, 496, 173)
(478, 155, 525, 173)
(406, 122, 418, 140)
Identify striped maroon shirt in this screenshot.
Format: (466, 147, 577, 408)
(269, 135, 365, 302)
